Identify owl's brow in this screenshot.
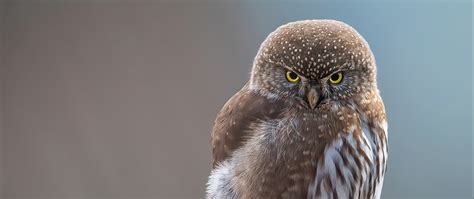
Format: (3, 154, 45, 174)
(323, 62, 353, 78)
(324, 70, 342, 78)
(266, 59, 305, 77)
(281, 65, 305, 77)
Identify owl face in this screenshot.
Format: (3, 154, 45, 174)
(250, 20, 377, 110)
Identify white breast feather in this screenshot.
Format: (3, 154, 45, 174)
(309, 119, 387, 199)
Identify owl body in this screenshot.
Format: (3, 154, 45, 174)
(207, 20, 387, 199)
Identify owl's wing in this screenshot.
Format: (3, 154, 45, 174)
(211, 82, 283, 167)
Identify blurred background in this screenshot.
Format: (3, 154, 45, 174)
(0, 0, 472, 199)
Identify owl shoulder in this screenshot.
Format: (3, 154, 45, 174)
(211, 82, 284, 167)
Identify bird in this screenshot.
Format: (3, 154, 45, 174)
(206, 20, 388, 199)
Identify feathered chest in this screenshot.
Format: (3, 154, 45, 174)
(257, 110, 388, 199)
(207, 90, 388, 199)
(306, 118, 388, 199)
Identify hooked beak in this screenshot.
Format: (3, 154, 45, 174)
(307, 88, 319, 109)
(301, 82, 324, 109)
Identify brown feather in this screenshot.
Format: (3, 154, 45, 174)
(211, 82, 285, 167)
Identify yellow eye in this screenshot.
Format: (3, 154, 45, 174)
(285, 71, 300, 83)
(329, 72, 343, 84)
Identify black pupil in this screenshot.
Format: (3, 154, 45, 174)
(331, 73, 340, 81)
(289, 72, 298, 80)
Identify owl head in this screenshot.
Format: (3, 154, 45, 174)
(250, 20, 377, 110)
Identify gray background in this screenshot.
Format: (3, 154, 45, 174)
(0, 1, 472, 199)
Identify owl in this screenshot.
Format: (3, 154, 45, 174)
(207, 20, 388, 199)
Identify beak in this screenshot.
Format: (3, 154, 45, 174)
(305, 86, 322, 109)
(307, 88, 319, 109)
